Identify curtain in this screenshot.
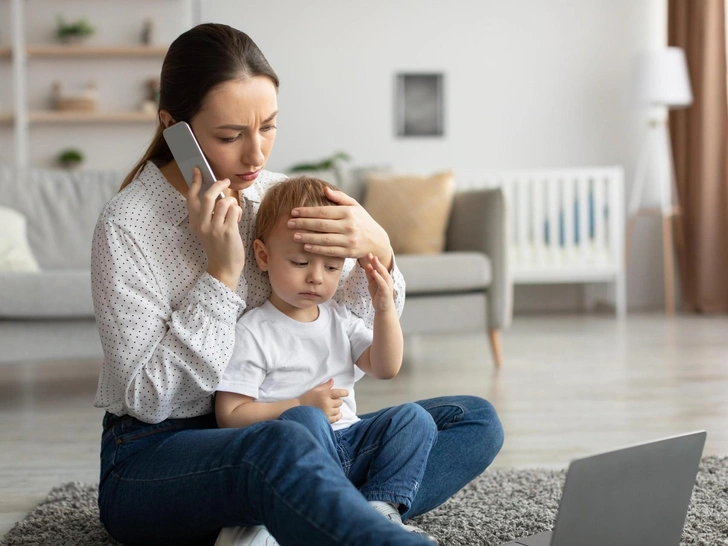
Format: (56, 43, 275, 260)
(668, 0, 728, 313)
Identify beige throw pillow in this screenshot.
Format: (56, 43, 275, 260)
(0, 205, 41, 272)
(364, 171, 455, 255)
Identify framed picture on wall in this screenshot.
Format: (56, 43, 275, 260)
(395, 73, 444, 137)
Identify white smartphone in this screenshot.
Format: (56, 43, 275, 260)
(163, 121, 223, 199)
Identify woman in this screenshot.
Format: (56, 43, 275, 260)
(92, 23, 504, 546)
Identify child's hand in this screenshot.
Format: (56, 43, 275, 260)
(297, 379, 349, 424)
(363, 253, 395, 313)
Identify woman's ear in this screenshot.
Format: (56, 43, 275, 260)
(253, 239, 270, 271)
(159, 110, 175, 129)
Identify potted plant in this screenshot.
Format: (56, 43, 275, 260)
(58, 148, 84, 169)
(287, 151, 351, 186)
(56, 16, 95, 44)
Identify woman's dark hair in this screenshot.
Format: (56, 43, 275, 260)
(119, 23, 279, 191)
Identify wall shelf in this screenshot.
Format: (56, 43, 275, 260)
(26, 45, 168, 58)
(28, 110, 157, 123)
(3, 0, 195, 167)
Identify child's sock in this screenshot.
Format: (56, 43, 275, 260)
(368, 500, 439, 544)
(368, 500, 403, 524)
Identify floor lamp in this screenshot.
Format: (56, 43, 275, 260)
(627, 47, 693, 315)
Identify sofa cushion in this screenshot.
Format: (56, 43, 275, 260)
(0, 166, 122, 270)
(363, 171, 455, 255)
(341, 165, 391, 204)
(396, 252, 491, 295)
(0, 206, 41, 272)
(0, 270, 93, 318)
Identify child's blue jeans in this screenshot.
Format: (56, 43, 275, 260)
(280, 402, 436, 512)
(98, 395, 504, 545)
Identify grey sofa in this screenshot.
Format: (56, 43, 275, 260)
(0, 166, 511, 366)
(395, 189, 511, 366)
(0, 166, 121, 364)
(338, 169, 512, 367)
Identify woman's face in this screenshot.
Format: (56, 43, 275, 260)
(190, 76, 278, 192)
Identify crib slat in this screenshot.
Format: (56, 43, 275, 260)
(563, 175, 575, 263)
(577, 174, 590, 264)
(608, 169, 623, 264)
(547, 175, 560, 264)
(601, 175, 611, 252)
(532, 176, 545, 266)
(593, 175, 606, 256)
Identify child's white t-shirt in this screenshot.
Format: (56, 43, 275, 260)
(219, 299, 373, 431)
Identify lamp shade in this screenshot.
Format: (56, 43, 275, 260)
(631, 47, 693, 108)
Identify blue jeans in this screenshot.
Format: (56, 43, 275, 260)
(280, 402, 437, 512)
(98, 396, 503, 545)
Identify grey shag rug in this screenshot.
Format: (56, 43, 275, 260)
(2, 456, 727, 546)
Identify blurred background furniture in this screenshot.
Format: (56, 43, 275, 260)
(458, 167, 626, 318)
(0, 165, 513, 368)
(0, 166, 120, 363)
(336, 168, 512, 368)
(626, 47, 693, 315)
(394, 186, 511, 368)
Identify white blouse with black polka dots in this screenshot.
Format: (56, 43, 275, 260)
(91, 162, 405, 424)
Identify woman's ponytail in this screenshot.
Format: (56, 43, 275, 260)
(118, 123, 172, 191)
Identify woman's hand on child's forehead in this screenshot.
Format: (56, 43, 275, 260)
(290, 185, 357, 218)
(285, 185, 391, 263)
(288, 204, 348, 227)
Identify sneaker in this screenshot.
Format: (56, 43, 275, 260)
(215, 526, 280, 546)
(369, 501, 439, 544)
(401, 523, 439, 544)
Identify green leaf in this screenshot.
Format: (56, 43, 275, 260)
(287, 151, 351, 173)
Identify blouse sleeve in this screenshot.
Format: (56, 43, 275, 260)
(92, 217, 244, 423)
(333, 255, 405, 329)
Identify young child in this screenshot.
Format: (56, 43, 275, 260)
(215, 176, 438, 543)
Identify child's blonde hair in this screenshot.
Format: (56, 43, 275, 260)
(256, 176, 341, 242)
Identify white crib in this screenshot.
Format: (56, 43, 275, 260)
(456, 167, 626, 317)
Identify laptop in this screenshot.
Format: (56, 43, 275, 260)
(501, 430, 706, 546)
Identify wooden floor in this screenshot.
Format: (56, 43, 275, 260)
(1, 312, 727, 538)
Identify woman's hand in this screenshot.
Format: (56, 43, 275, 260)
(187, 167, 244, 290)
(287, 186, 394, 270)
(363, 253, 395, 314)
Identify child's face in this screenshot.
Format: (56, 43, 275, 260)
(255, 218, 345, 320)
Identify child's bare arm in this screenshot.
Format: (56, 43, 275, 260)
(356, 254, 403, 379)
(215, 391, 299, 428)
(215, 379, 349, 428)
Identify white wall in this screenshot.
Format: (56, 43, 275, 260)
(203, 1, 649, 169)
(201, 0, 668, 311)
